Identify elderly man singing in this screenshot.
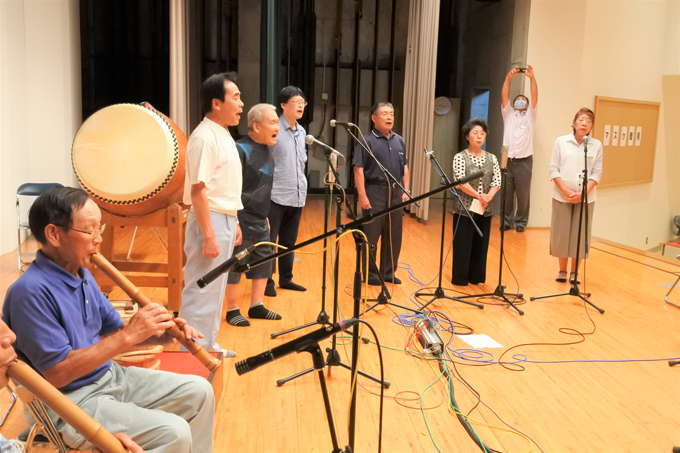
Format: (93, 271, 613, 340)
(225, 103, 283, 326)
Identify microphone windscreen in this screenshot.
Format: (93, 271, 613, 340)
(305, 134, 327, 160)
(500, 145, 509, 169)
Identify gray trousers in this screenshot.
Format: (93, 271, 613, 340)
(361, 182, 403, 281)
(181, 210, 236, 353)
(59, 362, 215, 452)
(503, 155, 532, 228)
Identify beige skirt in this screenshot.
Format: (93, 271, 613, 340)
(550, 199, 595, 259)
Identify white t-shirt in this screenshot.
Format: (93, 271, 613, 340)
(183, 117, 243, 215)
(502, 102, 537, 159)
(549, 134, 603, 203)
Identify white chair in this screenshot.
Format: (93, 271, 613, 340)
(0, 383, 17, 429)
(16, 183, 63, 271)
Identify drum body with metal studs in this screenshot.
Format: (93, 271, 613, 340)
(72, 103, 187, 216)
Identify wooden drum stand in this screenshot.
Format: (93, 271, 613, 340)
(92, 203, 188, 314)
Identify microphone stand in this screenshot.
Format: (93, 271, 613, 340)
(269, 162, 334, 340)
(271, 147, 419, 344)
(307, 341, 352, 453)
(446, 151, 525, 315)
(530, 137, 604, 314)
(202, 176, 478, 451)
(343, 126, 420, 313)
(416, 149, 484, 311)
(225, 180, 470, 282)
(275, 150, 403, 388)
(252, 337, 352, 453)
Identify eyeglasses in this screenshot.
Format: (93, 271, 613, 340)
(60, 223, 107, 237)
(288, 99, 307, 106)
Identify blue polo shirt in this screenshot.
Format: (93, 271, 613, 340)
(2, 250, 123, 391)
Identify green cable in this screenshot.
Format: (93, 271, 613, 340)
(420, 368, 446, 453)
(336, 335, 491, 451)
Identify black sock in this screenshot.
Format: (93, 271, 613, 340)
(226, 308, 250, 326)
(279, 281, 307, 291)
(248, 302, 282, 320)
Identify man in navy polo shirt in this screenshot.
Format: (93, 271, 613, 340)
(353, 102, 411, 285)
(3, 187, 214, 453)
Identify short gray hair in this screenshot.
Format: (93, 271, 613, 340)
(371, 102, 394, 116)
(248, 103, 277, 130)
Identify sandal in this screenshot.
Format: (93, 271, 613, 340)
(570, 272, 581, 284)
(556, 271, 567, 282)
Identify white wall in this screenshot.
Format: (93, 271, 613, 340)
(526, 0, 680, 251)
(0, 0, 81, 255)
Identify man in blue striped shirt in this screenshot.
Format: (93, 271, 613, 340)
(266, 86, 309, 296)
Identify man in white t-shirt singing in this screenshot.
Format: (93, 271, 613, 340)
(500, 65, 538, 233)
(180, 72, 244, 356)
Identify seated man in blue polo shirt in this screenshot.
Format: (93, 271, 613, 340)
(0, 316, 144, 452)
(3, 187, 215, 453)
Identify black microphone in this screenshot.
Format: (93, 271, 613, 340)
(305, 135, 342, 157)
(196, 245, 255, 288)
(235, 318, 360, 375)
(330, 119, 355, 128)
(453, 170, 485, 186)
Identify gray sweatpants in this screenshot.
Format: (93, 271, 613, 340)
(181, 210, 236, 353)
(59, 362, 215, 452)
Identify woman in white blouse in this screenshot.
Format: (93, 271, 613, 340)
(549, 108, 603, 284)
(451, 118, 501, 286)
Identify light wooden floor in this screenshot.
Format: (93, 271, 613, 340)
(2, 195, 680, 453)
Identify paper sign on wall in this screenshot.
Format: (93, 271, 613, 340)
(628, 126, 635, 146)
(612, 126, 619, 146)
(620, 126, 627, 147)
(603, 125, 611, 146)
(635, 127, 642, 146)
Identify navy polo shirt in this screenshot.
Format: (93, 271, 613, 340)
(352, 129, 408, 183)
(2, 250, 123, 391)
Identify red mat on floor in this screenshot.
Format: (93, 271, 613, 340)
(158, 351, 219, 380)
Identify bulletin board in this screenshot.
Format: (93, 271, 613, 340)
(593, 96, 660, 188)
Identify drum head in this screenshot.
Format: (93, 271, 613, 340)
(72, 104, 179, 206)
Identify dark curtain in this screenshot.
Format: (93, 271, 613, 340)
(187, 0, 239, 132)
(80, 0, 170, 120)
(282, 0, 316, 128)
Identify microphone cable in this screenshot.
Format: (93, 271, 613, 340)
(354, 319, 385, 453)
(256, 229, 380, 451)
